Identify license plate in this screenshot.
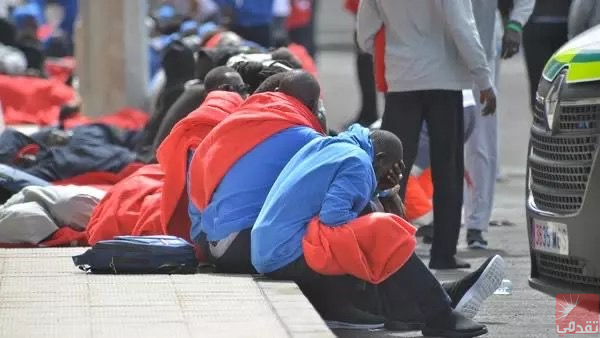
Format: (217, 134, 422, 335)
(532, 219, 569, 256)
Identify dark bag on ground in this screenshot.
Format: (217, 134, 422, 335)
(72, 235, 198, 274)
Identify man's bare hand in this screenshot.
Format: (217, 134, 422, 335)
(379, 187, 406, 218)
(480, 88, 497, 116)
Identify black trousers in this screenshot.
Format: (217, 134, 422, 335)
(232, 24, 272, 49)
(267, 254, 451, 321)
(522, 22, 569, 110)
(353, 31, 378, 126)
(382, 91, 464, 260)
(196, 229, 256, 274)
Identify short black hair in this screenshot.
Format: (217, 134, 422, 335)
(270, 47, 302, 69)
(162, 39, 195, 85)
(232, 60, 291, 93)
(278, 70, 320, 112)
(204, 66, 244, 94)
(254, 72, 288, 93)
(370, 129, 403, 165)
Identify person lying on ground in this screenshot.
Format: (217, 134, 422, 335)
(0, 184, 105, 245)
(251, 125, 504, 337)
(86, 66, 247, 246)
(187, 69, 326, 274)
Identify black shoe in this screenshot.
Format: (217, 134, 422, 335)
(442, 255, 505, 318)
(422, 309, 488, 338)
(321, 304, 385, 330)
(467, 229, 488, 249)
(385, 319, 424, 331)
(429, 256, 471, 270)
(416, 225, 434, 244)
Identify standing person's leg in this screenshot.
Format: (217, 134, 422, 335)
(425, 90, 468, 269)
(352, 31, 378, 126)
(463, 89, 498, 249)
(463, 59, 498, 249)
(232, 24, 272, 48)
(381, 91, 424, 199)
(522, 23, 568, 111)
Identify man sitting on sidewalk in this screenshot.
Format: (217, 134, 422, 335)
(251, 125, 503, 337)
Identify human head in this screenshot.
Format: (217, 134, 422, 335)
(270, 47, 302, 69)
(369, 130, 404, 189)
(255, 70, 326, 131)
(162, 39, 195, 85)
(204, 66, 248, 98)
(231, 60, 292, 93)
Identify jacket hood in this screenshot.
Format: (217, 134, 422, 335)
(337, 124, 374, 159)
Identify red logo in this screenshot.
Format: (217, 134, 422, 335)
(556, 294, 599, 335)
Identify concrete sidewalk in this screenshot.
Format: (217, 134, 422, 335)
(0, 248, 334, 338)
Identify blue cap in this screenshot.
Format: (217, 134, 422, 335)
(155, 4, 176, 21)
(11, 3, 44, 28)
(197, 22, 218, 37)
(180, 20, 198, 33)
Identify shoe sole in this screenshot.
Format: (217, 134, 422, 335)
(325, 321, 385, 330)
(455, 255, 505, 319)
(422, 326, 488, 338)
(468, 242, 488, 250)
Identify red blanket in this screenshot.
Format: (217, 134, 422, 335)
(85, 92, 243, 246)
(0, 74, 76, 125)
(0, 74, 149, 128)
(156, 91, 244, 236)
(303, 213, 417, 284)
(188, 91, 325, 210)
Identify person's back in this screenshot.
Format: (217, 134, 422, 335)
(252, 126, 375, 274)
(197, 125, 320, 242)
(357, 0, 491, 92)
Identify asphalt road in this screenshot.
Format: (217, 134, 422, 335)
(316, 51, 561, 337)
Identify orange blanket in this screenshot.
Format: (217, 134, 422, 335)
(85, 91, 243, 245)
(303, 213, 417, 284)
(0, 74, 75, 125)
(189, 91, 325, 210)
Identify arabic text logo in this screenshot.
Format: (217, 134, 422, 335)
(556, 294, 599, 335)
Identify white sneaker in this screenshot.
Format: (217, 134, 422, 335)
(455, 255, 506, 319)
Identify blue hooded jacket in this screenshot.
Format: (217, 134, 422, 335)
(190, 126, 320, 242)
(251, 124, 377, 274)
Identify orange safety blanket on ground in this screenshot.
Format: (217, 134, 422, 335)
(188, 91, 325, 210)
(85, 91, 243, 246)
(45, 57, 75, 84)
(0, 74, 76, 125)
(0, 74, 149, 128)
(303, 212, 417, 284)
(52, 162, 146, 191)
(63, 107, 150, 131)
